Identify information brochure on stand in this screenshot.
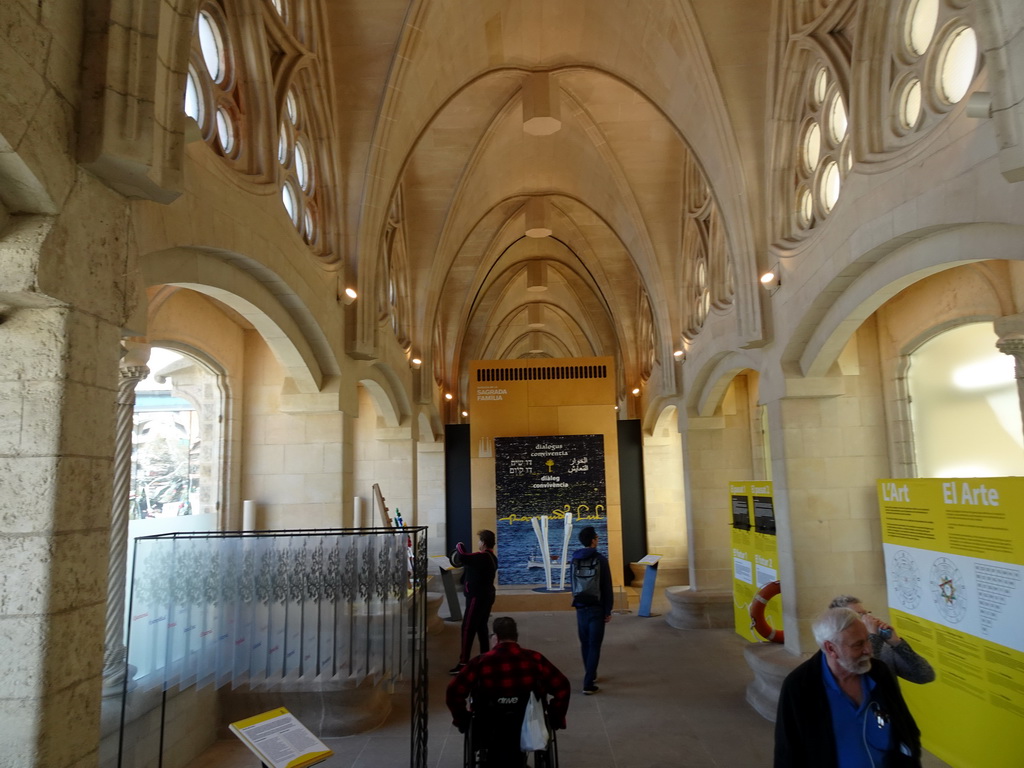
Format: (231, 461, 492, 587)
(229, 707, 333, 768)
(877, 477, 1023, 768)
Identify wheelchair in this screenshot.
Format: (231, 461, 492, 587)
(462, 691, 559, 768)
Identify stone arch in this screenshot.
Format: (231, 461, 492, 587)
(691, 351, 763, 418)
(140, 247, 330, 393)
(358, 363, 411, 429)
(646, 401, 681, 439)
(797, 223, 1024, 378)
(0, 132, 56, 215)
(417, 410, 439, 443)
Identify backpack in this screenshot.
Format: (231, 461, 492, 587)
(571, 554, 601, 606)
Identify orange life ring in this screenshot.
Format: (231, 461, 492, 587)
(749, 580, 784, 643)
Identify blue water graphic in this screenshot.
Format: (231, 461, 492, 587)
(496, 517, 607, 587)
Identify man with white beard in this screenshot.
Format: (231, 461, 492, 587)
(774, 607, 923, 768)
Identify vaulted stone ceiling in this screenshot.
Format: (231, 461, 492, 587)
(326, 1, 771, 403)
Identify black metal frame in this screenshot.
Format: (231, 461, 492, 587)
(118, 527, 429, 768)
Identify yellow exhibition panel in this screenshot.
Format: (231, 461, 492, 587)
(877, 477, 1024, 768)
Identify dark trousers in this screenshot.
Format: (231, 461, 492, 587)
(576, 604, 605, 688)
(459, 592, 494, 664)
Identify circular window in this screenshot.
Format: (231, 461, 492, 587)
(693, 289, 706, 326)
(215, 107, 235, 154)
(184, 66, 204, 125)
(270, 0, 285, 16)
(286, 91, 298, 125)
(820, 160, 841, 212)
(812, 67, 828, 108)
(303, 209, 314, 241)
(796, 186, 813, 228)
(295, 141, 310, 191)
(802, 122, 821, 174)
(828, 95, 848, 144)
(278, 126, 289, 164)
(938, 26, 977, 104)
(905, 0, 939, 56)
(282, 183, 298, 224)
(197, 11, 225, 83)
(898, 77, 923, 130)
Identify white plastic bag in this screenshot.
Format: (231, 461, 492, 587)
(519, 692, 550, 752)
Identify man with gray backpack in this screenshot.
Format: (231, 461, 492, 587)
(570, 526, 613, 695)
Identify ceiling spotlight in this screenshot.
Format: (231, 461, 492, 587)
(760, 264, 781, 295)
(444, 393, 453, 401)
(461, 411, 468, 417)
(410, 357, 422, 369)
(342, 286, 358, 305)
(632, 387, 641, 396)
(673, 349, 684, 360)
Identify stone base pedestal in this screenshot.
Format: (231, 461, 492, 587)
(426, 591, 444, 635)
(743, 641, 805, 722)
(493, 586, 574, 612)
(664, 586, 732, 629)
(628, 563, 687, 588)
(628, 562, 644, 584)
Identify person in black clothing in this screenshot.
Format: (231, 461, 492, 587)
(774, 607, 922, 768)
(449, 528, 498, 674)
(828, 594, 935, 684)
(569, 526, 613, 694)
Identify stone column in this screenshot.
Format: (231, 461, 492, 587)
(682, 377, 757, 591)
(0, 304, 121, 767)
(762, 362, 890, 655)
(994, 314, 1024, 445)
(101, 344, 149, 696)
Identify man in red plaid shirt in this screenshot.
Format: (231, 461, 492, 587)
(446, 616, 571, 739)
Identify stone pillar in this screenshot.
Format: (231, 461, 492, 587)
(641, 418, 687, 577)
(0, 305, 120, 766)
(682, 376, 756, 591)
(763, 361, 889, 655)
(416, 441, 446, 553)
(994, 314, 1024, 445)
(101, 344, 150, 696)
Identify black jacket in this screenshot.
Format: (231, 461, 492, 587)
(774, 651, 922, 768)
(450, 543, 497, 598)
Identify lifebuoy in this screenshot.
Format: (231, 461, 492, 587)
(749, 580, 784, 643)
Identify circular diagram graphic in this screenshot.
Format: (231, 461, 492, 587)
(930, 556, 967, 624)
(890, 550, 922, 610)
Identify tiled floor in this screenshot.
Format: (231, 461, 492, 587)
(186, 594, 952, 768)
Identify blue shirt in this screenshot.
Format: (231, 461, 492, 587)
(821, 653, 892, 768)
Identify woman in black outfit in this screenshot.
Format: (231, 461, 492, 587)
(449, 529, 497, 674)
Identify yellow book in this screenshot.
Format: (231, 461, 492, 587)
(229, 707, 333, 768)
